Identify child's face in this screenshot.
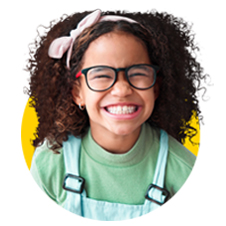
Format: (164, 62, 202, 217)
(72, 32, 159, 144)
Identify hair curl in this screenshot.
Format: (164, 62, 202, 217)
(26, 10, 207, 153)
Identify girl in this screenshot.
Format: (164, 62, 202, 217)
(27, 9, 205, 221)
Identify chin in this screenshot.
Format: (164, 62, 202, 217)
(108, 124, 141, 137)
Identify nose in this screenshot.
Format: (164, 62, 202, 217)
(110, 71, 133, 97)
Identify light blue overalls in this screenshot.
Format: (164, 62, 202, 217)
(62, 130, 170, 221)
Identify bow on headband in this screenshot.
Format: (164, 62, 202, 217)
(48, 9, 137, 68)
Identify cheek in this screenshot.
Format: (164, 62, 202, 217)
(142, 90, 156, 114)
(84, 93, 104, 116)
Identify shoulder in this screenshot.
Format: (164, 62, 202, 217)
(30, 136, 82, 203)
(31, 140, 65, 176)
(165, 134, 196, 194)
(30, 140, 66, 203)
(168, 135, 196, 169)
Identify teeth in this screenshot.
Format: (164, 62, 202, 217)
(106, 105, 137, 114)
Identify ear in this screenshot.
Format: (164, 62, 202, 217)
(153, 77, 161, 100)
(71, 83, 85, 106)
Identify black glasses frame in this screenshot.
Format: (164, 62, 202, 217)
(79, 64, 160, 92)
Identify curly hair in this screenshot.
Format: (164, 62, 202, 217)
(26, 10, 207, 153)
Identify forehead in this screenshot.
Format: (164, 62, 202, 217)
(81, 31, 150, 68)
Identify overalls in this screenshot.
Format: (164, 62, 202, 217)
(62, 130, 170, 221)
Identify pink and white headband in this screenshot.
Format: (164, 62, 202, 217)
(48, 9, 137, 68)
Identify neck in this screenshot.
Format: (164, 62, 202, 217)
(90, 126, 141, 154)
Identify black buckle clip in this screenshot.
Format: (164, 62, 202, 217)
(62, 173, 85, 194)
(145, 184, 170, 206)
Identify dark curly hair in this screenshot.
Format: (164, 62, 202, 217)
(26, 10, 207, 153)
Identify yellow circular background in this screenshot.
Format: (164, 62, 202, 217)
(21, 99, 200, 169)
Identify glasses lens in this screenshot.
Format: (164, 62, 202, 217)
(127, 65, 156, 89)
(87, 66, 115, 91)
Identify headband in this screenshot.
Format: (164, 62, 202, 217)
(48, 9, 137, 68)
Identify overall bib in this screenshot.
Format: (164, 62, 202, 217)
(62, 130, 170, 221)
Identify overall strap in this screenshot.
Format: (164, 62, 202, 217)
(62, 135, 84, 216)
(145, 129, 170, 206)
(63, 135, 81, 175)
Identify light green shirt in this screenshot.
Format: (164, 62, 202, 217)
(30, 123, 196, 207)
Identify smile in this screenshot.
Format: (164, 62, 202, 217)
(105, 105, 138, 115)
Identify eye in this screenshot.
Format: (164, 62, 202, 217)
(89, 73, 114, 81)
(129, 72, 148, 77)
(93, 74, 112, 79)
(128, 65, 154, 79)
(128, 71, 150, 80)
(88, 67, 115, 80)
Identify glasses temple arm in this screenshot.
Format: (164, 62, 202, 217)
(75, 71, 82, 78)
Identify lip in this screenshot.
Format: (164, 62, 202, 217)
(102, 103, 142, 120)
(103, 102, 141, 107)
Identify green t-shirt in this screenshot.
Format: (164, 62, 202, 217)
(30, 123, 196, 207)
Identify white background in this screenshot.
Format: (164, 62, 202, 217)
(1, 0, 225, 225)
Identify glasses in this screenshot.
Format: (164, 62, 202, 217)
(75, 64, 159, 92)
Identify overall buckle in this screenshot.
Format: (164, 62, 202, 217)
(62, 173, 85, 194)
(145, 184, 170, 205)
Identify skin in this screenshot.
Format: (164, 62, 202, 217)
(72, 31, 159, 154)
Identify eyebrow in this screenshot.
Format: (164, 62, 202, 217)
(89, 66, 110, 74)
(133, 65, 151, 72)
